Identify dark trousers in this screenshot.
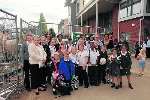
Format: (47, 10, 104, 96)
(97, 65, 106, 84)
(88, 66, 98, 85)
(39, 67, 47, 86)
(78, 66, 89, 87)
(23, 60, 31, 89)
(30, 64, 40, 89)
(75, 64, 80, 76)
(46, 64, 53, 84)
(146, 47, 150, 58)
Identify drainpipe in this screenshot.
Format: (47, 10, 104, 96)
(118, 2, 120, 42)
(96, 0, 99, 34)
(139, 16, 144, 44)
(117, 21, 120, 42)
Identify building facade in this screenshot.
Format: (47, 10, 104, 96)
(68, 0, 150, 45)
(58, 19, 70, 37)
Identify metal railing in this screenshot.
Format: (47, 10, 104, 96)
(0, 9, 23, 100)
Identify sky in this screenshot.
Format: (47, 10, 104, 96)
(0, 0, 68, 32)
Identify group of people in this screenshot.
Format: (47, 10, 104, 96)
(21, 32, 134, 97)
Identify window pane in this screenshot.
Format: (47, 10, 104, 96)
(133, 2, 141, 15)
(120, 8, 127, 18)
(120, 1, 127, 9)
(146, 0, 150, 13)
(133, 0, 141, 4)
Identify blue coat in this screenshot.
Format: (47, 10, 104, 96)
(59, 58, 75, 81)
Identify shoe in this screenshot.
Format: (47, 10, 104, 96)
(115, 86, 119, 89)
(84, 86, 89, 88)
(111, 83, 115, 88)
(119, 82, 122, 88)
(35, 91, 39, 95)
(128, 83, 134, 89)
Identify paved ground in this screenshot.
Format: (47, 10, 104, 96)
(13, 57, 150, 100)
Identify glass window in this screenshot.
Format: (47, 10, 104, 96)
(146, 0, 150, 13)
(133, 0, 141, 4)
(76, 3, 79, 13)
(120, 1, 127, 9)
(133, 2, 141, 15)
(120, 8, 127, 18)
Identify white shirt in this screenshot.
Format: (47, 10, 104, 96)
(49, 45, 56, 57)
(38, 45, 47, 68)
(89, 50, 99, 65)
(142, 43, 147, 50)
(77, 50, 89, 67)
(28, 43, 47, 65)
(147, 40, 150, 47)
(69, 53, 79, 64)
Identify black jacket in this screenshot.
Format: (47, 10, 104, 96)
(43, 44, 51, 64)
(97, 51, 108, 65)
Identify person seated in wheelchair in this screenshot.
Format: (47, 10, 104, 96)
(52, 50, 75, 95)
(58, 50, 75, 95)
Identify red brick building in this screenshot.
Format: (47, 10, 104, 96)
(68, 0, 150, 45)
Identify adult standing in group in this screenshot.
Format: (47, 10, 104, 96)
(21, 33, 33, 91)
(40, 36, 49, 88)
(76, 37, 88, 51)
(42, 34, 54, 85)
(104, 35, 110, 49)
(88, 41, 99, 86)
(146, 37, 150, 58)
(49, 38, 57, 57)
(94, 34, 103, 48)
(45, 33, 52, 45)
(108, 34, 114, 49)
(77, 44, 89, 88)
(55, 34, 63, 51)
(28, 36, 47, 95)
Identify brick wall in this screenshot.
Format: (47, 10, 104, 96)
(112, 4, 119, 40)
(119, 17, 141, 45)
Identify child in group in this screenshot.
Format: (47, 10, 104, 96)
(97, 46, 108, 85)
(51, 52, 60, 96)
(119, 45, 133, 89)
(109, 49, 120, 89)
(137, 49, 146, 76)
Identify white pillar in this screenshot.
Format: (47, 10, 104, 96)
(118, 22, 120, 42)
(96, 0, 99, 34)
(139, 17, 144, 44)
(81, 14, 83, 33)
